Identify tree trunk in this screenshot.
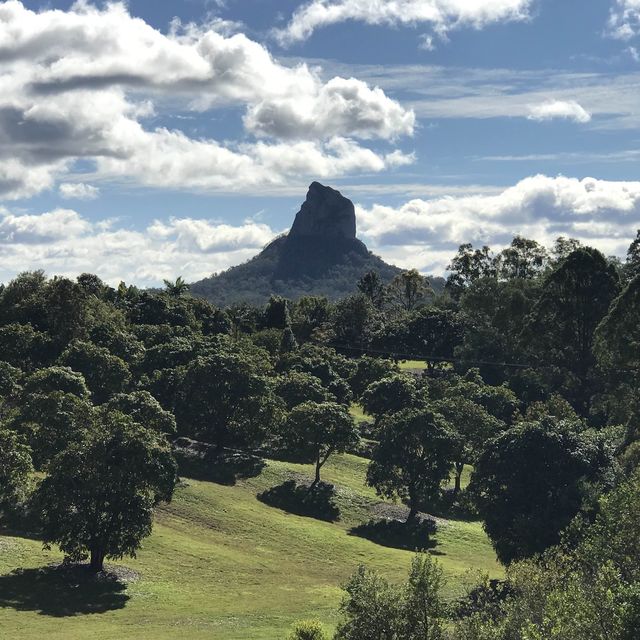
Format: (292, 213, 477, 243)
(406, 487, 419, 523)
(453, 462, 464, 497)
(89, 547, 105, 573)
(406, 505, 418, 524)
(309, 451, 322, 490)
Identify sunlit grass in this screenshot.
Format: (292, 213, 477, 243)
(0, 453, 500, 639)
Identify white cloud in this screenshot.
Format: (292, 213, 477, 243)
(356, 175, 640, 273)
(608, 0, 640, 40)
(275, 0, 533, 45)
(59, 182, 100, 200)
(527, 100, 592, 123)
(1, 176, 638, 286)
(0, 207, 279, 287)
(0, 1, 414, 200)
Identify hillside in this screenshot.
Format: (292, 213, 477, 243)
(0, 452, 500, 640)
(190, 182, 444, 306)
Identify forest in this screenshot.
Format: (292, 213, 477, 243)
(0, 231, 639, 639)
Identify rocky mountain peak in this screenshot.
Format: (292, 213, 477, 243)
(288, 182, 356, 240)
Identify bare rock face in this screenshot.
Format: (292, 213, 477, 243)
(288, 182, 356, 239)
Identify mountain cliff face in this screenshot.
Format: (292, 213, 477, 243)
(190, 183, 438, 306)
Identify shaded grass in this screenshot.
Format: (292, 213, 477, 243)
(0, 453, 501, 639)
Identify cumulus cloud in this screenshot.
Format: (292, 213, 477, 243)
(59, 182, 100, 200)
(275, 0, 533, 46)
(0, 207, 279, 287)
(356, 175, 640, 273)
(527, 100, 592, 123)
(608, 0, 640, 40)
(0, 1, 414, 200)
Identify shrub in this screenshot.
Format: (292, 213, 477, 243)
(287, 619, 327, 640)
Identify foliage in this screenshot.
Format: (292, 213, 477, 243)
(0, 427, 33, 511)
(60, 340, 131, 404)
(368, 408, 458, 522)
(287, 619, 327, 640)
(361, 374, 421, 421)
(282, 402, 358, 486)
(335, 554, 445, 640)
(470, 420, 612, 564)
(33, 412, 177, 572)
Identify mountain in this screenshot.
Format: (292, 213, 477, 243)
(190, 182, 443, 306)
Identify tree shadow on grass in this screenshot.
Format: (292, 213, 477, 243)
(174, 440, 265, 486)
(349, 518, 441, 553)
(257, 480, 340, 522)
(0, 564, 130, 616)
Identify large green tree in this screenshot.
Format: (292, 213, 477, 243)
(524, 248, 620, 413)
(34, 412, 176, 572)
(368, 408, 457, 522)
(175, 338, 281, 448)
(470, 420, 610, 564)
(283, 402, 359, 487)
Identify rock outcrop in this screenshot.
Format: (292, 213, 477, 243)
(189, 182, 443, 306)
(289, 182, 356, 240)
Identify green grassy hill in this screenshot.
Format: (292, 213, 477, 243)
(0, 453, 501, 639)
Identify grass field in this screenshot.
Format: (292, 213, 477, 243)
(398, 360, 427, 371)
(0, 453, 501, 639)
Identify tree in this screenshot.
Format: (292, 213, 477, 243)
(335, 565, 402, 640)
(175, 339, 281, 448)
(368, 408, 457, 522)
(349, 356, 398, 398)
(361, 374, 422, 423)
(163, 276, 190, 298)
(335, 554, 445, 640)
(625, 229, 640, 281)
(22, 366, 89, 399)
(104, 391, 176, 435)
(357, 271, 385, 308)
(0, 428, 33, 511)
(33, 412, 176, 573)
(402, 554, 445, 640)
(44, 276, 89, 344)
(275, 371, 330, 410)
(470, 420, 610, 564)
(445, 244, 496, 298)
(262, 295, 291, 330)
(0, 323, 51, 370)
(551, 236, 582, 263)
(283, 402, 359, 487)
(524, 247, 620, 413)
(387, 270, 433, 312)
(496, 236, 548, 280)
(332, 293, 378, 348)
(280, 325, 298, 353)
(9, 391, 94, 469)
(430, 398, 504, 496)
(60, 340, 131, 403)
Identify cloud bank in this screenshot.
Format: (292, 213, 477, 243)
(2, 175, 638, 286)
(275, 0, 533, 45)
(0, 1, 414, 200)
(356, 174, 640, 273)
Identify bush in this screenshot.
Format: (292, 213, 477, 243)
(287, 619, 327, 640)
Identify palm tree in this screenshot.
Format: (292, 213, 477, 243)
(163, 276, 190, 298)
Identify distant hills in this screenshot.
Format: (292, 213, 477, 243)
(190, 182, 444, 306)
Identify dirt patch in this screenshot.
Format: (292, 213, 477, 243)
(47, 562, 141, 584)
(369, 502, 449, 527)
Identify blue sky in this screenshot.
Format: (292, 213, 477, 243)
(1, 0, 640, 285)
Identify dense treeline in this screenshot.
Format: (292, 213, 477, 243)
(0, 231, 639, 637)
